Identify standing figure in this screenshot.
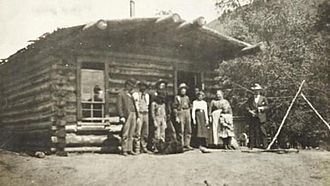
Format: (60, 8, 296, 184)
(117, 79, 139, 156)
(132, 81, 151, 154)
(173, 83, 193, 150)
(209, 90, 232, 147)
(153, 79, 178, 142)
(245, 83, 269, 149)
(219, 103, 234, 149)
(150, 93, 167, 152)
(192, 91, 209, 147)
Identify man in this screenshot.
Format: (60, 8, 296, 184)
(245, 83, 269, 149)
(173, 83, 193, 150)
(132, 81, 151, 153)
(117, 79, 139, 156)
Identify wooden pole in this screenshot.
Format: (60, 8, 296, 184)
(301, 93, 330, 131)
(267, 80, 305, 150)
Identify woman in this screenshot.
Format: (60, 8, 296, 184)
(192, 91, 209, 147)
(209, 90, 234, 148)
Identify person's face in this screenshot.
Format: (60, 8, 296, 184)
(96, 90, 103, 98)
(197, 94, 203, 101)
(216, 90, 223, 99)
(254, 90, 261, 95)
(159, 83, 166, 90)
(180, 88, 187, 95)
(126, 84, 134, 92)
(140, 85, 147, 92)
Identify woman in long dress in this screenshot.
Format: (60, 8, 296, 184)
(192, 91, 209, 147)
(209, 90, 233, 148)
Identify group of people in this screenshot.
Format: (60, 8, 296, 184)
(116, 78, 269, 156)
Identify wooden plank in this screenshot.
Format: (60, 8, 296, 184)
(76, 61, 82, 120)
(104, 62, 110, 116)
(64, 146, 121, 153)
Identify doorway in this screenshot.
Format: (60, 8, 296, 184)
(177, 71, 201, 99)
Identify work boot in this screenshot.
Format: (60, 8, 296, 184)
(122, 151, 128, 156)
(128, 151, 138, 156)
(141, 148, 152, 154)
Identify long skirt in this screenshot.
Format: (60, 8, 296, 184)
(195, 110, 209, 138)
(211, 110, 222, 145)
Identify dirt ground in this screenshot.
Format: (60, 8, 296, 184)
(0, 149, 329, 186)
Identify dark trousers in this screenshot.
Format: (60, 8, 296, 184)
(177, 109, 192, 147)
(122, 112, 137, 152)
(134, 112, 149, 152)
(248, 117, 267, 148)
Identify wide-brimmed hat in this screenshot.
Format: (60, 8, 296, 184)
(155, 79, 168, 88)
(137, 80, 148, 88)
(178, 83, 188, 90)
(125, 79, 136, 87)
(251, 83, 263, 90)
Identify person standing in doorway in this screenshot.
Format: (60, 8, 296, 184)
(209, 89, 232, 147)
(173, 83, 193, 150)
(245, 83, 269, 149)
(133, 81, 151, 154)
(192, 91, 209, 148)
(117, 79, 139, 156)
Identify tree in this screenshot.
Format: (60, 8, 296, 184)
(212, 0, 330, 148)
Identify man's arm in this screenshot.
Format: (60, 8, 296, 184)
(116, 93, 125, 122)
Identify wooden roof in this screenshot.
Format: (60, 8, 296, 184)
(2, 14, 261, 64)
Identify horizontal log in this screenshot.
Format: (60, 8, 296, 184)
(65, 124, 122, 133)
(108, 78, 174, 89)
(3, 93, 51, 111)
(108, 68, 173, 79)
(0, 102, 54, 118)
(66, 133, 108, 145)
(108, 60, 173, 71)
(76, 50, 192, 66)
(4, 67, 52, 95)
(1, 56, 57, 81)
(1, 122, 52, 131)
(6, 82, 51, 101)
(1, 111, 53, 124)
(64, 146, 121, 153)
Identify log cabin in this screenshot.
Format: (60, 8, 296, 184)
(0, 14, 261, 155)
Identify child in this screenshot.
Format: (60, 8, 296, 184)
(151, 94, 167, 153)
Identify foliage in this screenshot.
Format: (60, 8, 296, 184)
(213, 0, 330, 147)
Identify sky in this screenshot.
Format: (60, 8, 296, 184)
(0, 0, 221, 59)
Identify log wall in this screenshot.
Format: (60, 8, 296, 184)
(0, 55, 60, 152)
(61, 50, 214, 152)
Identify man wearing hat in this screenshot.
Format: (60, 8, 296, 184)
(117, 79, 139, 156)
(132, 80, 151, 154)
(173, 83, 193, 150)
(245, 83, 269, 149)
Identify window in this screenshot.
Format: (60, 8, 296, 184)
(80, 63, 105, 122)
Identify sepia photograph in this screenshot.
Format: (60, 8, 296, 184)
(0, 0, 329, 185)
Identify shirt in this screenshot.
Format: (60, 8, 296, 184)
(192, 100, 209, 123)
(209, 99, 232, 115)
(133, 91, 150, 113)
